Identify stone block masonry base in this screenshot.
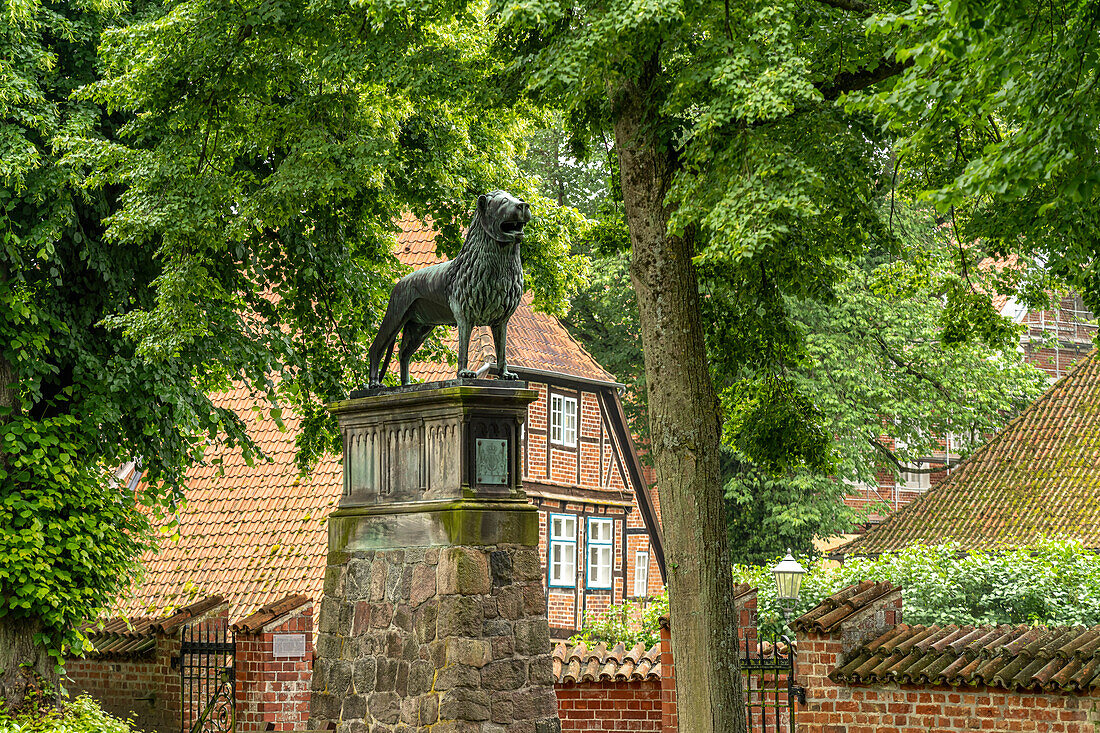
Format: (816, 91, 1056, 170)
(309, 543, 560, 733)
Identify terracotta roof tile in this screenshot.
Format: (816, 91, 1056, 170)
(552, 641, 663, 684)
(841, 350, 1100, 555)
(791, 582, 901, 634)
(76, 596, 225, 659)
(232, 593, 311, 633)
(832, 621, 1100, 692)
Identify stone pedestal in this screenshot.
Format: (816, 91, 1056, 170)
(310, 381, 560, 733)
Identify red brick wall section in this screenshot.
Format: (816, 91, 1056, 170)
(235, 604, 314, 732)
(555, 681, 664, 732)
(660, 621, 677, 733)
(796, 592, 1100, 733)
(66, 633, 181, 733)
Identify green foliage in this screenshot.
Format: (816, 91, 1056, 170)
(860, 0, 1100, 319)
(0, 695, 141, 733)
(569, 592, 669, 650)
(1, 0, 587, 677)
(735, 538, 1100, 637)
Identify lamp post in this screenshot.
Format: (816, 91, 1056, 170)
(772, 549, 806, 621)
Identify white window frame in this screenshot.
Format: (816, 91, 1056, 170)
(548, 514, 577, 587)
(633, 549, 650, 597)
(586, 517, 614, 589)
(550, 394, 578, 448)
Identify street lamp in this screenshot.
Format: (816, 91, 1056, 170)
(772, 549, 806, 620)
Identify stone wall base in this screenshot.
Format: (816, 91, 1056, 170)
(310, 522, 559, 733)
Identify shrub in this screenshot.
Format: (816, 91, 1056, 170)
(0, 695, 141, 733)
(569, 592, 669, 649)
(735, 537, 1100, 635)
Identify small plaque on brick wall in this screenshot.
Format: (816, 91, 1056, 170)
(475, 438, 508, 484)
(273, 633, 306, 658)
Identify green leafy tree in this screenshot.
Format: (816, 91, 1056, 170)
(1, 0, 583, 709)
(861, 0, 1100, 319)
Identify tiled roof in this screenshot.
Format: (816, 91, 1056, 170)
(118, 385, 339, 621)
(232, 594, 311, 633)
(841, 351, 1100, 555)
(397, 217, 617, 385)
(78, 596, 225, 658)
(552, 641, 662, 684)
(792, 582, 901, 634)
(117, 217, 627, 622)
(833, 623, 1100, 692)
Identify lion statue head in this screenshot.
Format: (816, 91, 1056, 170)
(474, 190, 532, 245)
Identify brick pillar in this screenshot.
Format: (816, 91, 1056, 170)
(659, 620, 676, 733)
(310, 382, 560, 733)
(790, 582, 902, 733)
(236, 603, 314, 732)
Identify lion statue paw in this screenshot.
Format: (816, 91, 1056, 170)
(458, 369, 478, 379)
(499, 369, 520, 380)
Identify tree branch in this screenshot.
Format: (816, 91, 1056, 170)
(817, 58, 913, 100)
(867, 436, 963, 474)
(855, 327, 955, 399)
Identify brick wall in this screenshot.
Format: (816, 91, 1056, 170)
(555, 681, 664, 732)
(66, 633, 180, 732)
(235, 604, 314, 732)
(796, 588, 1100, 733)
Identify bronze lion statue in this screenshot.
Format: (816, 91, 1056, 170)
(367, 190, 532, 388)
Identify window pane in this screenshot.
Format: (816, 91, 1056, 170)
(634, 551, 649, 597)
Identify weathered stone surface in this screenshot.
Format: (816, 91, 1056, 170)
(439, 689, 491, 721)
(438, 547, 491, 595)
(312, 692, 342, 719)
(407, 660, 434, 696)
(445, 637, 491, 668)
(490, 550, 513, 588)
(511, 687, 556, 720)
(352, 601, 372, 635)
(437, 596, 484, 637)
(491, 692, 515, 724)
(369, 691, 402, 724)
(481, 659, 528, 691)
(329, 659, 353, 696)
(521, 583, 545, 615)
(354, 657, 377, 694)
(347, 558, 373, 599)
(342, 693, 367, 720)
(513, 619, 550, 656)
(369, 558, 388, 600)
(528, 654, 553, 686)
(433, 663, 481, 690)
(410, 563, 437, 606)
(496, 587, 523, 620)
(512, 549, 542, 582)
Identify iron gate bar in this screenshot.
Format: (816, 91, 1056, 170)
(180, 617, 235, 733)
(740, 630, 799, 733)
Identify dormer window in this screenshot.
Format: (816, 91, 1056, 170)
(550, 394, 578, 447)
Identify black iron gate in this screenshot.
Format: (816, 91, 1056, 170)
(739, 632, 805, 733)
(180, 619, 235, 733)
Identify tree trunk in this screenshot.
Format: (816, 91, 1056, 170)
(0, 355, 58, 711)
(611, 79, 746, 732)
(0, 617, 56, 711)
